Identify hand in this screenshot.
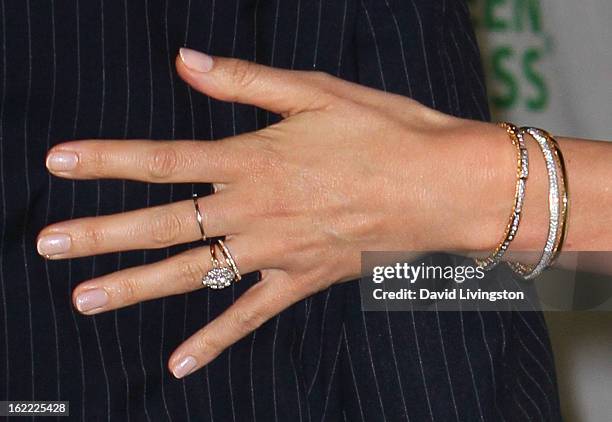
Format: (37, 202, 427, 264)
(37, 48, 508, 378)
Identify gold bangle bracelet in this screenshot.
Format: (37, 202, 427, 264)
(475, 122, 529, 271)
(548, 133, 569, 264)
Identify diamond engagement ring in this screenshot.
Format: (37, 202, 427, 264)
(202, 240, 237, 289)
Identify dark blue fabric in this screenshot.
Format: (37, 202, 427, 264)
(0, 0, 561, 420)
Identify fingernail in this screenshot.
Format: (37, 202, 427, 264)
(179, 48, 214, 73)
(46, 151, 78, 171)
(75, 289, 109, 313)
(37, 234, 71, 257)
(172, 356, 197, 379)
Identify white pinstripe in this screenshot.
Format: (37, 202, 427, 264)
(182, 2, 195, 420)
(477, 310, 506, 421)
(447, 25, 487, 121)
(359, 307, 387, 420)
(312, 0, 323, 68)
(409, 303, 435, 421)
(20, 0, 35, 402)
(113, 3, 131, 421)
(434, 302, 461, 421)
(268, 3, 281, 418)
(272, 315, 281, 422)
(509, 276, 549, 333)
(113, 0, 130, 422)
(382, 0, 413, 97)
(408, 0, 436, 107)
(139, 1, 154, 420)
(496, 311, 508, 359)
(226, 2, 240, 421)
(0, 0, 8, 402)
(290, 0, 301, 69)
(513, 390, 533, 421)
(458, 304, 485, 422)
(249, 331, 258, 422)
(90, 3, 112, 420)
(288, 321, 304, 422)
(265, 0, 280, 129)
(43, 0, 61, 405)
(514, 326, 555, 387)
(68, 3, 88, 419)
(515, 310, 555, 369)
(320, 324, 344, 422)
(516, 375, 544, 421)
(384, 308, 410, 422)
(306, 289, 331, 396)
(160, 1, 177, 418)
(440, 47, 460, 114)
(342, 324, 365, 422)
(519, 358, 553, 420)
(360, 1, 387, 91)
(336, 0, 348, 72)
(298, 298, 312, 363)
(249, 3, 260, 420)
(204, 1, 218, 419)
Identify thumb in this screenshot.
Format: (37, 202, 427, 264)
(176, 48, 332, 116)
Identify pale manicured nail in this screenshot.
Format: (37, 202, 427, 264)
(37, 234, 71, 256)
(46, 151, 78, 171)
(173, 356, 197, 379)
(75, 289, 109, 313)
(179, 48, 214, 72)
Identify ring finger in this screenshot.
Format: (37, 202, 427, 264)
(71, 236, 264, 314)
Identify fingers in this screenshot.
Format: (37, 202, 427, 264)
(168, 270, 303, 378)
(176, 48, 334, 116)
(36, 192, 242, 259)
(71, 237, 261, 314)
(45, 139, 246, 182)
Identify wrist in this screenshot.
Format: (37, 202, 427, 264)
(430, 119, 523, 252)
(436, 118, 549, 254)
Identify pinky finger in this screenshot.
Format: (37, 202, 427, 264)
(168, 270, 302, 378)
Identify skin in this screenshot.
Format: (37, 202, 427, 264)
(36, 48, 612, 378)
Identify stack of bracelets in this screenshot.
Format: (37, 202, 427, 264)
(475, 122, 569, 280)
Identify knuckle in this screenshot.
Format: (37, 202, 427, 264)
(81, 149, 110, 177)
(309, 70, 333, 83)
(230, 307, 265, 333)
(194, 331, 221, 353)
(116, 277, 140, 304)
(148, 210, 183, 245)
(80, 225, 106, 250)
(248, 134, 284, 174)
(177, 258, 207, 287)
(227, 59, 260, 92)
(147, 146, 182, 179)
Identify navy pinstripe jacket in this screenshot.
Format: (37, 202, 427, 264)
(0, 0, 561, 420)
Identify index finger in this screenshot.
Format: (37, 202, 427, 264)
(45, 138, 250, 183)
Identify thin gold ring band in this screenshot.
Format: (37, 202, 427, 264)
(217, 239, 242, 281)
(192, 193, 207, 241)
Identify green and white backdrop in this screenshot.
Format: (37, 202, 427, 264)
(469, 1, 611, 420)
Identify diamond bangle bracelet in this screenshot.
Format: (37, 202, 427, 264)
(509, 127, 568, 279)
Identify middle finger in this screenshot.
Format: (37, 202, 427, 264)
(36, 190, 244, 259)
